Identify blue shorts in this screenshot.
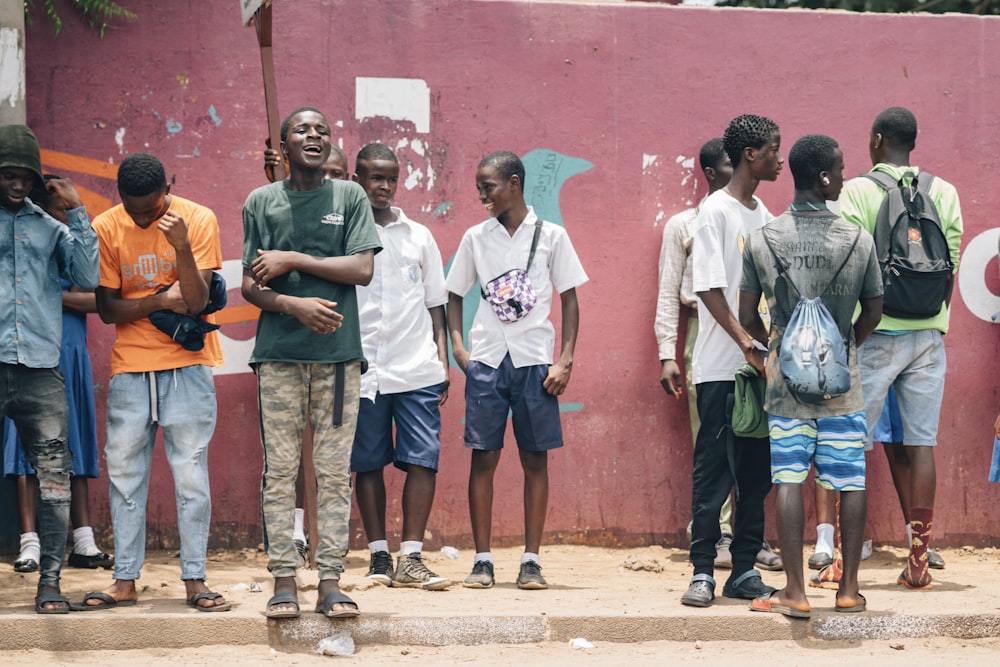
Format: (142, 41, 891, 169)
(463, 355, 563, 452)
(768, 411, 867, 491)
(858, 330, 945, 449)
(872, 385, 903, 444)
(351, 383, 445, 473)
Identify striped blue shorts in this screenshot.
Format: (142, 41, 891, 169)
(768, 410, 867, 491)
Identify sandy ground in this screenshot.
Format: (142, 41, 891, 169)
(6, 637, 1000, 666)
(3, 542, 1000, 664)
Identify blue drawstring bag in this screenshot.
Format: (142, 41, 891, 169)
(763, 228, 860, 404)
(779, 296, 851, 403)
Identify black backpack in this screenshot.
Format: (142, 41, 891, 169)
(864, 170, 953, 319)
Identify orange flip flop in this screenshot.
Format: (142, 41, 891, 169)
(749, 591, 810, 619)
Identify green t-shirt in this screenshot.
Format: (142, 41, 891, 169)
(242, 179, 381, 366)
(837, 163, 963, 333)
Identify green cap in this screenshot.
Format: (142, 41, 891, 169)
(0, 124, 44, 188)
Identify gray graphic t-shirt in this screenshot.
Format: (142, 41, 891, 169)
(741, 211, 883, 419)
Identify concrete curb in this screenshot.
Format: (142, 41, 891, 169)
(4, 610, 1000, 651)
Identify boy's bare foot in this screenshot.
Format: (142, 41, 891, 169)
(185, 578, 231, 611)
(266, 576, 300, 618)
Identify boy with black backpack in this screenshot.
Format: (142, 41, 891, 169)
(739, 134, 883, 617)
(838, 107, 964, 590)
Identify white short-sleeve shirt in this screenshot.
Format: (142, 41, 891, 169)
(445, 207, 588, 369)
(356, 207, 448, 399)
(690, 189, 772, 384)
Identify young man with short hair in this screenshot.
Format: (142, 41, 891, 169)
(242, 106, 380, 618)
(740, 134, 882, 617)
(85, 152, 228, 612)
(838, 107, 963, 590)
(351, 142, 451, 590)
(0, 124, 99, 614)
(447, 150, 587, 590)
(682, 114, 783, 608)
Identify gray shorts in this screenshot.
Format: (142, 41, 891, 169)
(857, 330, 946, 450)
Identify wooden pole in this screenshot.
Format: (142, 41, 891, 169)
(253, 2, 284, 181)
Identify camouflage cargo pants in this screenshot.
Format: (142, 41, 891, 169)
(257, 361, 360, 580)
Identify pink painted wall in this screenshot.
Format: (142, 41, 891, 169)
(21, 1, 1000, 549)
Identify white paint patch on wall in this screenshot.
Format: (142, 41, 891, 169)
(404, 167, 424, 191)
(115, 127, 126, 154)
(642, 153, 658, 171)
(213, 258, 255, 376)
(355, 77, 430, 133)
(957, 227, 1000, 323)
(0, 28, 25, 109)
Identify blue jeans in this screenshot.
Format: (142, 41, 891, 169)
(105, 365, 217, 581)
(0, 364, 72, 589)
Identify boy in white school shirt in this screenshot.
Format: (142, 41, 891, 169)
(446, 150, 588, 590)
(351, 143, 452, 590)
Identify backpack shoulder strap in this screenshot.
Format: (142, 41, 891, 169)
(916, 170, 935, 193)
(863, 170, 898, 191)
(819, 227, 862, 297)
(761, 228, 801, 298)
(863, 171, 901, 263)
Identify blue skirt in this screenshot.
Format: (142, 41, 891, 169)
(3, 306, 99, 478)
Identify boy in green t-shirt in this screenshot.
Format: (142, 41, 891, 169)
(242, 106, 381, 619)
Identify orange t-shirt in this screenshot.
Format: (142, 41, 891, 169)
(94, 195, 224, 376)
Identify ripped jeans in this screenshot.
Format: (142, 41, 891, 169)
(105, 366, 217, 582)
(0, 364, 72, 589)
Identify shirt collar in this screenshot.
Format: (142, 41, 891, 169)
(485, 206, 538, 233)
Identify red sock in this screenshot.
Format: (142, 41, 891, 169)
(906, 507, 933, 586)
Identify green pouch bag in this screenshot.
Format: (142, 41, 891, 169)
(732, 363, 768, 439)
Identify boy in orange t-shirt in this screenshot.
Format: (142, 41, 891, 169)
(76, 153, 228, 613)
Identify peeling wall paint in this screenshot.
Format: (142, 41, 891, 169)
(355, 77, 431, 133)
(0, 28, 24, 110)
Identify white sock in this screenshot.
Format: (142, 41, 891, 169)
(521, 552, 540, 566)
(905, 523, 913, 546)
(72, 526, 100, 556)
(293, 508, 306, 543)
(400, 541, 422, 556)
(474, 551, 494, 564)
(815, 523, 835, 556)
(369, 540, 389, 554)
(18, 532, 40, 562)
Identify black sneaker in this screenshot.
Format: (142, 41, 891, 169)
(67, 552, 115, 570)
(393, 553, 451, 590)
(723, 570, 776, 600)
(462, 560, 495, 589)
(294, 539, 308, 568)
(367, 550, 394, 586)
(516, 561, 548, 590)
